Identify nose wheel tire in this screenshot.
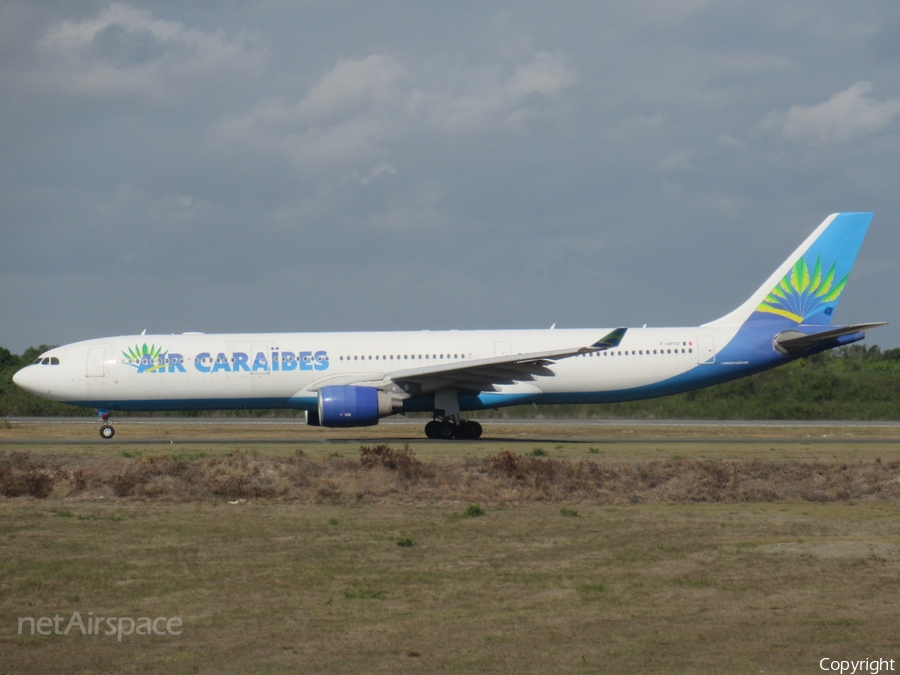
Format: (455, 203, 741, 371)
(100, 425, 115, 440)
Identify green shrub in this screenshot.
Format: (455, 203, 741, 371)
(462, 504, 485, 518)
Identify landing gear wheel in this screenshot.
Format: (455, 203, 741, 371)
(437, 422, 456, 439)
(425, 420, 440, 439)
(100, 424, 115, 440)
(461, 420, 483, 439)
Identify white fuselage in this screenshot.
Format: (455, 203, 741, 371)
(14, 325, 748, 413)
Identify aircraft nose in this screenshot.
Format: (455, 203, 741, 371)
(12, 366, 40, 395)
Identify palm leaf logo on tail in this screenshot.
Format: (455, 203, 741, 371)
(757, 255, 848, 323)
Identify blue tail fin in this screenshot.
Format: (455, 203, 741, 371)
(705, 212, 873, 328)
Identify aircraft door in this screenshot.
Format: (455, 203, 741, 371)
(697, 336, 716, 364)
(86, 347, 105, 377)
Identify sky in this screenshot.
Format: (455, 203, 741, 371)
(2, 1, 899, 353)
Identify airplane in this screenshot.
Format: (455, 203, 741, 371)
(13, 212, 885, 440)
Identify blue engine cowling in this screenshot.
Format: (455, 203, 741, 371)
(317, 385, 394, 427)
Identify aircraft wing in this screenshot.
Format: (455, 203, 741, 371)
(325, 327, 628, 395)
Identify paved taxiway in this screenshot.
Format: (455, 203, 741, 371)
(4, 417, 900, 446)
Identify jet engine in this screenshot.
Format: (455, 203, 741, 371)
(314, 385, 397, 427)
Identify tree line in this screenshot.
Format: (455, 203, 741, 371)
(3, 344, 900, 419)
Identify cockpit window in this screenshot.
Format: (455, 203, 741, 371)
(34, 356, 60, 365)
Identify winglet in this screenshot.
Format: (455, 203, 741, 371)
(591, 327, 627, 350)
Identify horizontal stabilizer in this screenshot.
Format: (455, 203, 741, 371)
(774, 322, 888, 355)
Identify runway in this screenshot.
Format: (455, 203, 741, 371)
(4, 416, 900, 446)
(7, 416, 900, 427)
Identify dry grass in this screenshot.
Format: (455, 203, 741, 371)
(2, 499, 899, 674)
(3, 446, 900, 505)
(4, 425, 900, 673)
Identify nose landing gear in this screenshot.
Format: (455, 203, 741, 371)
(98, 409, 115, 440)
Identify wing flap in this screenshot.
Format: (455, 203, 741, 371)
(386, 327, 628, 395)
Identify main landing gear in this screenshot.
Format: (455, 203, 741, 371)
(98, 409, 115, 440)
(424, 417, 482, 440)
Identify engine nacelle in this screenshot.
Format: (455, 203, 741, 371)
(317, 385, 395, 427)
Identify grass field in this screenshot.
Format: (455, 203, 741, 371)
(2, 421, 900, 674)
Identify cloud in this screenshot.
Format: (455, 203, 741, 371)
(38, 3, 268, 100)
(716, 52, 794, 72)
(212, 51, 575, 175)
(717, 133, 744, 148)
(657, 149, 695, 172)
(755, 81, 900, 144)
(613, 0, 711, 25)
